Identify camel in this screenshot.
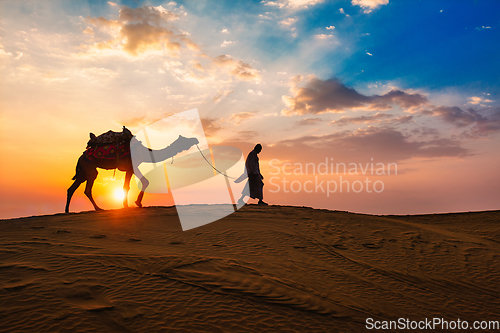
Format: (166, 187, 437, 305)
(65, 135, 199, 213)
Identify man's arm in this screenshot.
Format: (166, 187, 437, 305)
(245, 151, 259, 174)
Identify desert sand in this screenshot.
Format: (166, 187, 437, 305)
(0, 205, 499, 332)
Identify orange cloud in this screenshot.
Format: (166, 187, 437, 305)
(352, 0, 389, 13)
(212, 55, 260, 81)
(83, 27, 95, 35)
(82, 6, 260, 83)
(201, 118, 224, 137)
(229, 111, 258, 125)
(83, 5, 197, 57)
(213, 89, 234, 103)
(330, 112, 392, 126)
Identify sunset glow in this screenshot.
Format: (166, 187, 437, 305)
(0, 0, 499, 218)
(114, 188, 126, 202)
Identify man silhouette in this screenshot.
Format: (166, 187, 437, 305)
(238, 144, 268, 205)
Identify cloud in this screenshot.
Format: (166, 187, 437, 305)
(212, 55, 260, 81)
(330, 112, 392, 126)
(429, 106, 482, 127)
(371, 89, 429, 110)
(351, 0, 389, 13)
(279, 17, 298, 36)
(330, 113, 413, 127)
(83, 5, 196, 56)
(295, 118, 323, 126)
(262, 0, 324, 10)
(199, 112, 260, 138)
(82, 6, 261, 83)
(213, 89, 234, 103)
(118, 112, 175, 129)
(0, 49, 13, 58)
(468, 96, 493, 105)
(76, 67, 118, 83)
(234, 130, 258, 140)
(83, 27, 94, 35)
(221, 40, 235, 47)
(119, 5, 178, 25)
(416, 105, 500, 138)
(389, 115, 414, 124)
(229, 111, 258, 125)
(468, 108, 500, 137)
(326, 26, 335, 30)
(282, 77, 371, 115)
(280, 17, 298, 26)
(339, 8, 350, 16)
(281, 76, 429, 115)
(119, 115, 149, 128)
(267, 126, 469, 164)
(191, 61, 204, 72)
(248, 89, 263, 95)
(315, 34, 334, 39)
(201, 118, 224, 137)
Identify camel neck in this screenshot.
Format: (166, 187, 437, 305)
(151, 142, 186, 162)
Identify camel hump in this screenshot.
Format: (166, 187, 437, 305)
(87, 126, 134, 147)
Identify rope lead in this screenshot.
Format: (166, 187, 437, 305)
(196, 144, 236, 179)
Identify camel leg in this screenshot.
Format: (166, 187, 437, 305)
(136, 191, 145, 208)
(65, 175, 85, 213)
(134, 168, 149, 208)
(84, 169, 103, 211)
(123, 170, 132, 208)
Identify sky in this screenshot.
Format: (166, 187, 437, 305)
(0, 0, 499, 219)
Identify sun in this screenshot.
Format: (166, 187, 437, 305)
(113, 188, 126, 202)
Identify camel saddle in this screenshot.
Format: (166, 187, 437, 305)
(87, 126, 133, 148)
(84, 126, 133, 162)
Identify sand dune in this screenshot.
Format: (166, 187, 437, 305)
(1, 205, 499, 332)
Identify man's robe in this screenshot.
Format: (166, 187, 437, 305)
(245, 150, 263, 200)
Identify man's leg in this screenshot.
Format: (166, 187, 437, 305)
(257, 179, 268, 205)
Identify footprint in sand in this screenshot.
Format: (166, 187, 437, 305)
(55, 230, 71, 234)
(128, 237, 141, 242)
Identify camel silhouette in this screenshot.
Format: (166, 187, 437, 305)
(65, 135, 199, 213)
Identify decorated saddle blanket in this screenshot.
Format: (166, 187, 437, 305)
(84, 142, 130, 162)
(87, 126, 133, 147)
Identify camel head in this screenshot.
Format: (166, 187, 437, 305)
(175, 135, 199, 151)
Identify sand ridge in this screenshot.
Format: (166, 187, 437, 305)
(0, 205, 499, 332)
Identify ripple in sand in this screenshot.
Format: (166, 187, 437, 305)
(90, 234, 107, 239)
